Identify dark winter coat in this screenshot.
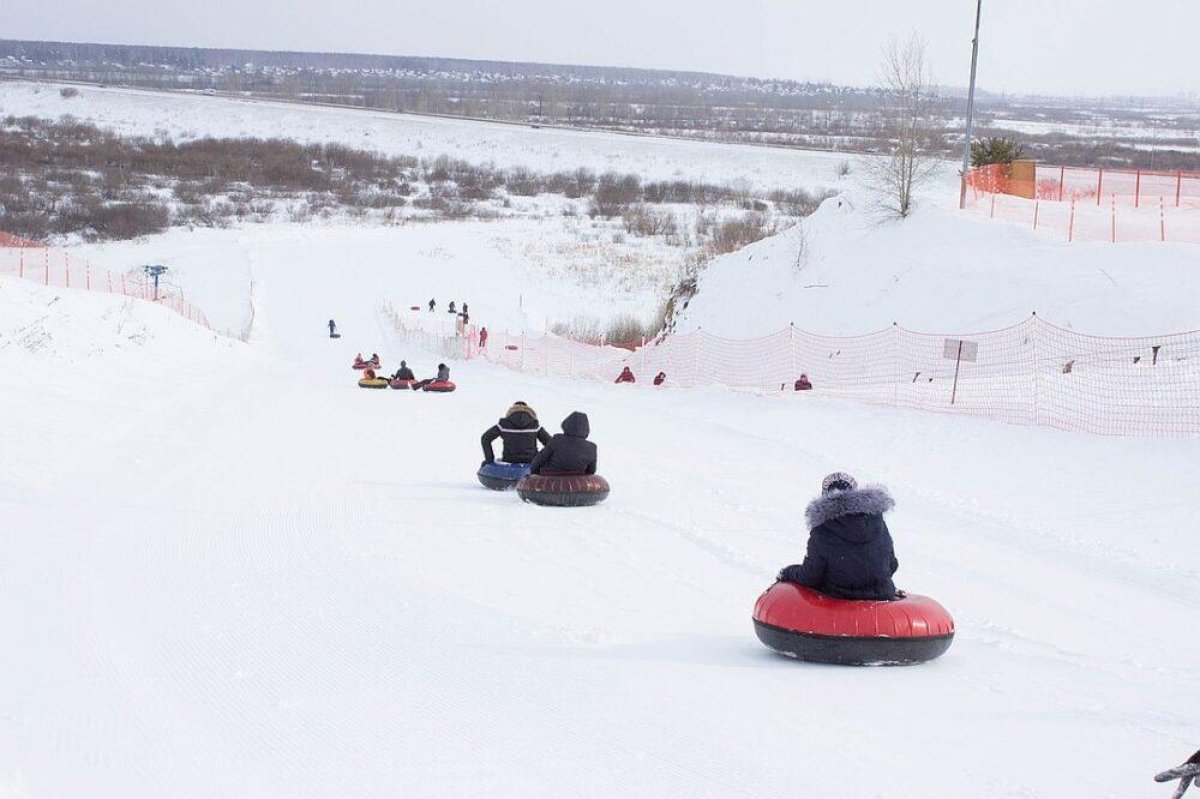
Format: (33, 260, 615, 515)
(482, 410, 552, 464)
(436, 365, 450, 382)
(530, 412, 597, 475)
(393, 366, 415, 380)
(779, 486, 898, 601)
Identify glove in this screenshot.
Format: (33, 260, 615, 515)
(777, 565, 800, 583)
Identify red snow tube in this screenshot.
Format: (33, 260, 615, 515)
(517, 473, 610, 507)
(422, 380, 456, 393)
(353, 360, 380, 371)
(753, 582, 954, 666)
(389, 378, 415, 390)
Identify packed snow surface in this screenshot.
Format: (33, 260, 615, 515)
(2, 78, 1199, 798)
(2, 244, 1199, 797)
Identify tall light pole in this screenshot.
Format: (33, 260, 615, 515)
(958, 0, 984, 210)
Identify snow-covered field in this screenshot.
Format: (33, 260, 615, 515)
(3, 79, 1200, 799)
(0, 81, 850, 193)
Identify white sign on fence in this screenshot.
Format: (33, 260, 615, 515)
(943, 339, 979, 363)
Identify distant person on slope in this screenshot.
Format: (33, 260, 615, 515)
(530, 412, 597, 476)
(328, 319, 337, 337)
(653, 371, 667, 386)
(448, 301, 456, 314)
(392, 361, 415, 381)
(429, 298, 436, 312)
(362, 367, 377, 380)
(795, 374, 813, 391)
(411, 363, 451, 390)
(481, 401, 552, 466)
(479, 327, 489, 348)
(615, 366, 636, 384)
(777, 472, 899, 601)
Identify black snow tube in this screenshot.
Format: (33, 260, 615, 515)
(517, 473, 610, 507)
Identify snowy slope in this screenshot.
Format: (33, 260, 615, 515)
(2, 249, 1199, 798)
(674, 192, 1200, 337)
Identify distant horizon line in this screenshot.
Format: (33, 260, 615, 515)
(2, 35, 1197, 104)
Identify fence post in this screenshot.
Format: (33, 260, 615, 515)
(65, 254, 70, 289)
(1030, 314, 1041, 426)
(1068, 199, 1076, 242)
(1058, 166, 1065, 202)
(989, 194, 996, 218)
(1177, 171, 1183, 208)
(18, 249, 23, 279)
(86, 262, 91, 291)
(1096, 168, 1103, 206)
(44, 249, 49, 285)
(1134, 169, 1141, 208)
(1111, 196, 1116, 243)
(1033, 201, 1039, 230)
(1161, 196, 1166, 242)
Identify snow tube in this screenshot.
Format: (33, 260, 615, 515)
(517, 473, 610, 507)
(422, 380, 456, 393)
(352, 360, 379, 370)
(330, 332, 341, 339)
(358, 377, 389, 389)
(477, 461, 533, 491)
(753, 582, 953, 666)
(389, 378, 415, 390)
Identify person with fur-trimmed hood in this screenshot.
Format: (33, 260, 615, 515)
(529, 411, 597, 475)
(481, 401, 552, 465)
(777, 472, 899, 601)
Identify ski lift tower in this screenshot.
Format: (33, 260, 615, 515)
(143, 264, 168, 301)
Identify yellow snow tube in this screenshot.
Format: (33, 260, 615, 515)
(358, 377, 389, 389)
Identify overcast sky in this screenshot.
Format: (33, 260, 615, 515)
(7, 0, 1199, 97)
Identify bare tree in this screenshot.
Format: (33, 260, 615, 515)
(865, 34, 942, 219)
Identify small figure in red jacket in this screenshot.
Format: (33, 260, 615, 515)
(653, 371, 667, 386)
(794, 374, 813, 391)
(615, 366, 636, 384)
(479, 327, 489, 348)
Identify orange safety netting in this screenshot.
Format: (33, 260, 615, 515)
(385, 303, 1200, 438)
(965, 164, 1200, 244)
(0, 245, 216, 332)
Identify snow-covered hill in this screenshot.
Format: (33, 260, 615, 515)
(2, 80, 1199, 799)
(673, 192, 1200, 337)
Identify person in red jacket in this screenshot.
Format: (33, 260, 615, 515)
(794, 374, 813, 391)
(615, 366, 636, 384)
(479, 327, 489, 348)
(653, 371, 666, 386)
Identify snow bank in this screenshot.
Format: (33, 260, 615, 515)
(674, 192, 1200, 337)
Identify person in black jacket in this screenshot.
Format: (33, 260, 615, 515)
(529, 411, 596, 475)
(392, 360, 415, 381)
(481, 401, 552, 465)
(778, 472, 899, 601)
(411, 363, 450, 390)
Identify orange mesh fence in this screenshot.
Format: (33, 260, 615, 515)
(0, 244, 217, 332)
(965, 164, 1200, 244)
(386, 303, 1200, 437)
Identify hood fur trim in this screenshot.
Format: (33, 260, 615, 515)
(805, 486, 894, 529)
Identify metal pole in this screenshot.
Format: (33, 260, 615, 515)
(950, 340, 964, 405)
(958, 0, 984, 210)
